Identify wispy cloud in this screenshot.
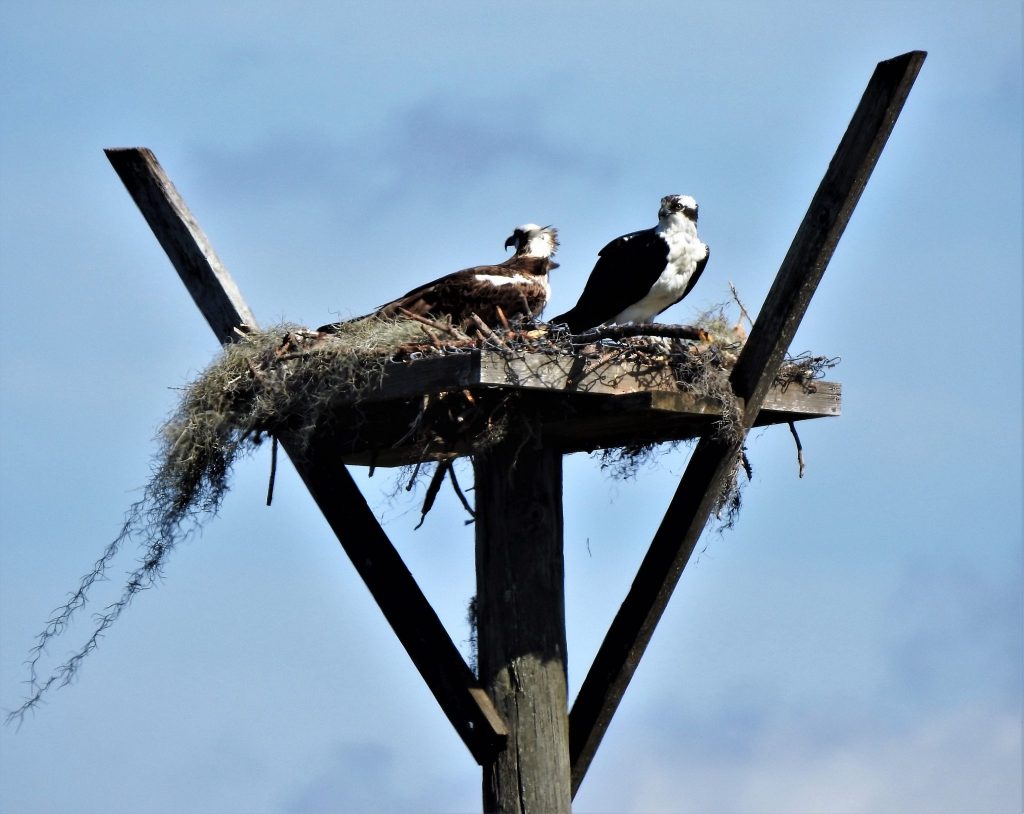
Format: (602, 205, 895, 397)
(282, 740, 477, 814)
(576, 700, 1020, 813)
(187, 94, 617, 217)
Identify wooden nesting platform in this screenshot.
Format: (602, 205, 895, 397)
(319, 346, 841, 467)
(102, 52, 925, 810)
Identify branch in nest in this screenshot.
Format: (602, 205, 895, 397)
(405, 460, 423, 492)
(494, 305, 510, 331)
(448, 463, 476, 524)
(265, 435, 279, 506)
(417, 322, 442, 346)
(415, 460, 450, 529)
(397, 307, 466, 339)
(246, 357, 268, 383)
(565, 323, 708, 343)
(729, 281, 754, 331)
(469, 313, 503, 345)
(788, 421, 806, 478)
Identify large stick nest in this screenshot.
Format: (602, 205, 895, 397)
(9, 306, 838, 724)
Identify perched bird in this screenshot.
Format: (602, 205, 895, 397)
(318, 224, 558, 333)
(550, 194, 709, 333)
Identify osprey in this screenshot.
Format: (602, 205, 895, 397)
(550, 194, 709, 333)
(318, 224, 558, 333)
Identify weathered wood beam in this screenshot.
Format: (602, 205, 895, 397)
(105, 147, 507, 764)
(323, 380, 840, 468)
(291, 449, 508, 766)
(105, 148, 257, 343)
(475, 419, 570, 813)
(568, 50, 927, 797)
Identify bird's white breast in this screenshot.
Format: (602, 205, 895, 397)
(612, 224, 707, 324)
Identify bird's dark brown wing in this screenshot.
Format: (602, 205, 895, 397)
(319, 256, 552, 333)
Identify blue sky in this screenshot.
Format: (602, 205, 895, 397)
(1, 2, 1020, 812)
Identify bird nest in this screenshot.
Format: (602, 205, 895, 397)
(9, 306, 838, 724)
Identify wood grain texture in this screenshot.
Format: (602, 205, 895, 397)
(568, 51, 926, 798)
(475, 420, 570, 813)
(105, 148, 257, 342)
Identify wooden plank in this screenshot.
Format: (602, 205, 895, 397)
(479, 347, 679, 396)
(106, 147, 507, 764)
(374, 352, 478, 401)
(352, 348, 840, 417)
(760, 380, 841, 419)
(586, 379, 841, 420)
(568, 50, 926, 798)
(474, 421, 570, 813)
(105, 148, 257, 344)
(325, 379, 840, 466)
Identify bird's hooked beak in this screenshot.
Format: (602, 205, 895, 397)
(504, 232, 518, 251)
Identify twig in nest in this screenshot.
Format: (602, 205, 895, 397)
(777, 353, 841, 391)
(788, 421, 806, 478)
(405, 460, 422, 492)
(417, 322, 442, 346)
(448, 463, 476, 523)
(416, 460, 450, 529)
(265, 435, 279, 506)
(729, 281, 754, 330)
(246, 357, 268, 383)
(397, 307, 462, 337)
(469, 313, 501, 344)
(567, 323, 708, 343)
(495, 305, 510, 331)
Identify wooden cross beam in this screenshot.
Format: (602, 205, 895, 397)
(567, 50, 926, 797)
(105, 148, 508, 765)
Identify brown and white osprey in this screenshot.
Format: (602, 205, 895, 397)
(318, 224, 558, 333)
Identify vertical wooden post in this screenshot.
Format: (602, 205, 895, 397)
(474, 417, 570, 814)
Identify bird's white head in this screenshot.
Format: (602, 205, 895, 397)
(657, 194, 699, 225)
(504, 224, 559, 259)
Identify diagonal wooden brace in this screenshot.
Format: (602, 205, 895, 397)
(105, 147, 507, 764)
(568, 50, 927, 797)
